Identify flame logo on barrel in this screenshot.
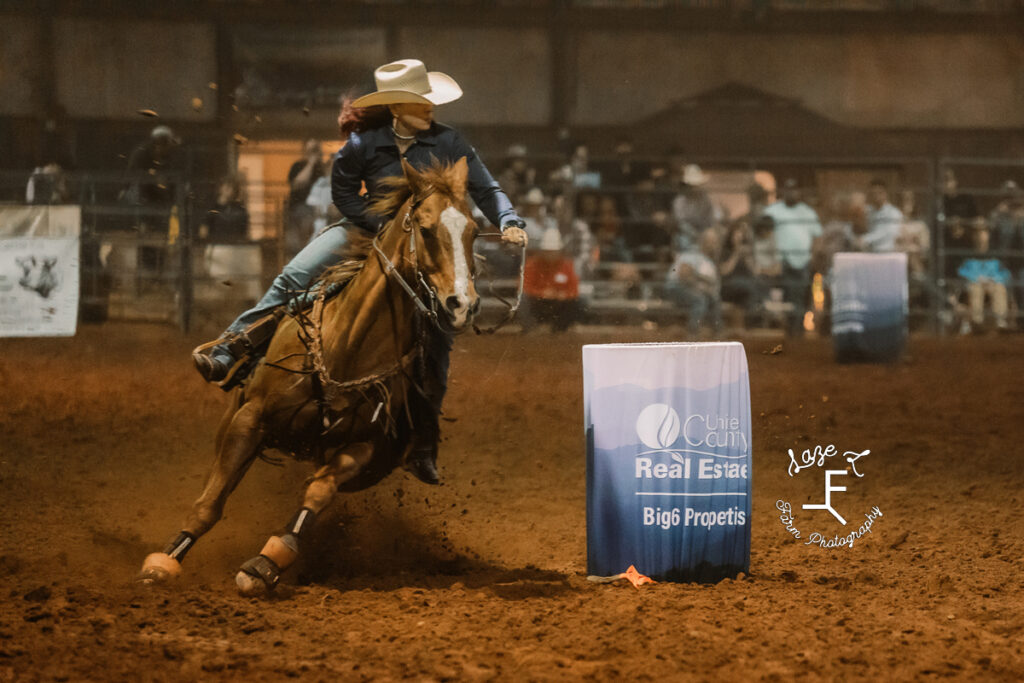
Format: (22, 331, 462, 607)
(635, 404, 681, 450)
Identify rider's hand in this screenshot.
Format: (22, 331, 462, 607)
(501, 221, 528, 247)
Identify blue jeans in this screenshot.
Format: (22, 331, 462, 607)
(222, 224, 350, 339)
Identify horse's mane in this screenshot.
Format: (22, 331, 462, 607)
(367, 160, 464, 219)
(318, 230, 374, 287)
(318, 160, 464, 288)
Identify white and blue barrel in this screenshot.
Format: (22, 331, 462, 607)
(831, 252, 908, 363)
(583, 342, 751, 582)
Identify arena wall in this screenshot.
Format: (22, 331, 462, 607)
(0, 15, 41, 116)
(52, 18, 217, 122)
(573, 30, 1024, 129)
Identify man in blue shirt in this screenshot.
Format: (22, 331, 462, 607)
(860, 179, 904, 253)
(762, 178, 822, 336)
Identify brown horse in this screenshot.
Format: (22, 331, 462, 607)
(139, 158, 480, 595)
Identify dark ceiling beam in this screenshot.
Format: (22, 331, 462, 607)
(3, 1, 1022, 35)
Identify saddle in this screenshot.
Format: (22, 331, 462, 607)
(192, 282, 349, 392)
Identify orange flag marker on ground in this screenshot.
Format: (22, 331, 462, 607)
(623, 565, 655, 589)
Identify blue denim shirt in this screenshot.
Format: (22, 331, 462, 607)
(331, 122, 520, 233)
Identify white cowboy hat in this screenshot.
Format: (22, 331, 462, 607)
(539, 227, 564, 251)
(682, 164, 709, 187)
(523, 187, 546, 205)
(151, 125, 179, 143)
(351, 59, 463, 108)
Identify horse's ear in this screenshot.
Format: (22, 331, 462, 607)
(450, 157, 469, 199)
(401, 158, 430, 199)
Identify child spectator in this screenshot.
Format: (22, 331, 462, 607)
(958, 223, 1011, 332)
(522, 227, 581, 333)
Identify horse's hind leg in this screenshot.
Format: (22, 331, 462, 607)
(138, 399, 265, 584)
(235, 441, 373, 597)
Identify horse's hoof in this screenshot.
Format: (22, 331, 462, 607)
(137, 553, 182, 585)
(235, 555, 280, 597)
(235, 570, 269, 597)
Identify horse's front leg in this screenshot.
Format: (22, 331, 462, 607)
(235, 441, 374, 597)
(138, 399, 265, 584)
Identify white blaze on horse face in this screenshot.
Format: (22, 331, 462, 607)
(440, 205, 471, 312)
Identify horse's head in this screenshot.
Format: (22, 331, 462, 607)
(400, 157, 480, 332)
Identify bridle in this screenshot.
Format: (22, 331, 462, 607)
(371, 194, 443, 331)
(372, 193, 526, 335)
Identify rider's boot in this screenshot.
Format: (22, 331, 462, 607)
(193, 346, 235, 383)
(192, 311, 283, 390)
(406, 441, 440, 486)
(405, 399, 441, 486)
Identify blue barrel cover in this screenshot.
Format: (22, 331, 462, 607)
(584, 342, 752, 583)
(831, 252, 908, 363)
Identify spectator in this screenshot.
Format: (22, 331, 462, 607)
(625, 166, 672, 259)
(989, 180, 1024, 252)
(718, 221, 763, 326)
(25, 163, 70, 205)
(594, 195, 631, 264)
(989, 180, 1024, 308)
(522, 227, 581, 333)
(199, 175, 250, 243)
(666, 229, 722, 337)
(734, 182, 769, 230)
(751, 214, 782, 283)
(600, 137, 645, 190)
(519, 187, 558, 245)
(859, 179, 903, 253)
(286, 138, 326, 257)
(123, 125, 182, 208)
(577, 193, 600, 226)
(123, 125, 182, 275)
(763, 178, 822, 336)
(958, 223, 1011, 332)
(895, 189, 938, 317)
(553, 193, 595, 279)
(671, 164, 715, 253)
(306, 163, 339, 240)
(895, 189, 931, 280)
(497, 144, 536, 206)
(941, 168, 979, 278)
(570, 144, 599, 188)
(942, 168, 978, 248)
(814, 192, 857, 277)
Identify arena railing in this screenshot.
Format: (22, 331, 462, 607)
(934, 157, 1024, 334)
(1, 170, 287, 332)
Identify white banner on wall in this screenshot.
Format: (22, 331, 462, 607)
(0, 205, 81, 337)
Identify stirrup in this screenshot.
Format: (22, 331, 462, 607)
(191, 311, 284, 391)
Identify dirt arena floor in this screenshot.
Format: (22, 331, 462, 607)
(1, 322, 1022, 681)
